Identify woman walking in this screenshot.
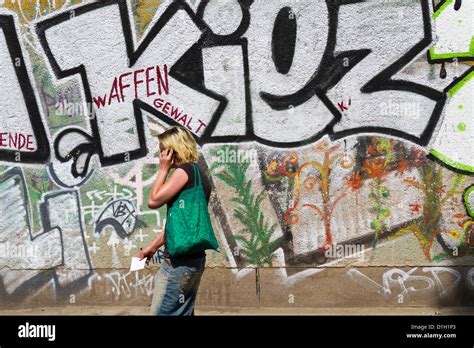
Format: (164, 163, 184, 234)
(138, 126, 217, 316)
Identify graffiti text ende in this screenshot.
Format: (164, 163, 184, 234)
(0, 132, 35, 151)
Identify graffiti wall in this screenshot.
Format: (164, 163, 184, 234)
(0, 0, 473, 308)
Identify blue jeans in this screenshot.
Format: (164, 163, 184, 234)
(150, 254, 206, 315)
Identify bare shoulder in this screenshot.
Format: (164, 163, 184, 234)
(169, 166, 189, 183)
(175, 163, 198, 178)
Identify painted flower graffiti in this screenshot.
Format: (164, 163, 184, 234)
(266, 140, 356, 251)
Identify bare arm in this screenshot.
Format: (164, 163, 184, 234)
(150, 228, 166, 251)
(138, 228, 165, 262)
(148, 167, 188, 209)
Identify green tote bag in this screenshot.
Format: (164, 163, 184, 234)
(165, 162, 219, 257)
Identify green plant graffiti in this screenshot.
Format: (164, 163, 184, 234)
(209, 146, 281, 266)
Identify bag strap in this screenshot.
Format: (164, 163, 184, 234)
(191, 162, 197, 187)
(192, 163, 202, 188)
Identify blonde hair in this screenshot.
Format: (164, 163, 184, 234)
(157, 126, 199, 166)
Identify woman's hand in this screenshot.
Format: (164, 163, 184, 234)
(137, 229, 165, 264)
(138, 245, 157, 265)
(159, 148, 174, 171)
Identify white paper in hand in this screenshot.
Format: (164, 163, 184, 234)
(130, 257, 147, 272)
